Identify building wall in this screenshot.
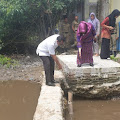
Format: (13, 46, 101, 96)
(98, 0, 110, 22)
(84, 0, 98, 21)
(84, 0, 90, 21)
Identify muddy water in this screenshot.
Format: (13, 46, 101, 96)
(73, 99, 120, 120)
(0, 80, 40, 120)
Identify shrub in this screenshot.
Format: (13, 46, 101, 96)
(0, 54, 18, 68)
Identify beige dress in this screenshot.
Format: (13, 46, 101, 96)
(59, 21, 71, 49)
(72, 20, 79, 45)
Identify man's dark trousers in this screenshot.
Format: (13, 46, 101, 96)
(40, 56, 54, 84)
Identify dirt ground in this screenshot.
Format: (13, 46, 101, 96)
(0, 49, 77, 85)
(0, 55, 44, 84)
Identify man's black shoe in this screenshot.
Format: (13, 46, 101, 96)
(46, 82, 55, 86)
(90, 63, 94, 67)
(51, 80, 59, 83)
(77, 64, 81, 67)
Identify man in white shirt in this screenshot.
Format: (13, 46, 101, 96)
(36, 34, 65, 86)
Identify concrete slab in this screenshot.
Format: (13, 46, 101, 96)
(33, 85, 64, 120)
(57, 55, 120, 74)
(57, 55, 120, 98)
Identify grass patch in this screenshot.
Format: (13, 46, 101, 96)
(0, 54, 18, 68)
(110, 55, 119, 62)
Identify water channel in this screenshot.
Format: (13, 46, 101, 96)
(0, 80, 40, 120)
(1, 80, 120, 120)
(72, 98, 120, 120)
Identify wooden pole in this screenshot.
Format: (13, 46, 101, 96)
(68, 90, 73, 120)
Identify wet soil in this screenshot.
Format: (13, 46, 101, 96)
(0, 55, 43, 84)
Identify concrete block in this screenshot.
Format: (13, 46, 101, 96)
(33, 71, 64, 120)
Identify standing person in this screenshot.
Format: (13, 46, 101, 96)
(88, 12, 100, 56)
(59, 15, 70, 51)
(71, 15, 79, 48)
(36, 35, 65, 86)
(77, 21, 96, 67)
(100, 9, 120, 59)
(110, 23, 119, 57)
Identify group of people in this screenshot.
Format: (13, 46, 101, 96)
(36, 9, 120, 86)
(77, 9, 120, 67)
(59, 13, 100, 56)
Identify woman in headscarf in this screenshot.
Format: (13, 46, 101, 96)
(77, 21, 96, 67)
(100, 9, 120, 59)
(88, 12, 100, 56)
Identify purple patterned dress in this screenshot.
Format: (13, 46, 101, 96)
(77, 21, 96, 65)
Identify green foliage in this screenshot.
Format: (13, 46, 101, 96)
(0, 0, 81, 54)
(110, 55, 119, 62)
(0, 40, 4, 50)
(0, 54, 18, 68)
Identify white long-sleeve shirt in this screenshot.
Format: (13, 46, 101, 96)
(36, 34, 59, 56)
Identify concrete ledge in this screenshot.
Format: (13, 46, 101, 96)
(74, 79, 120, 99)
(57, 55, 120, 85)
(57, 55, 120, 75)
(33, 71, 64, 120)
(57, 55, 120, 98)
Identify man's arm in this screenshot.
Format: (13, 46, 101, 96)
(116, 22, 119, 40)
(51, 55, 62, 69)
(96, 20, 100, 36)
(48, 43, 62, 69)
(72, 21, 75, 32)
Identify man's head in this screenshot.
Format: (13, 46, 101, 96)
(75, 16, 78, 21)
(57, 36, 65, 46)
(54, 29, 59, 34)
(63, 15, 68, 23)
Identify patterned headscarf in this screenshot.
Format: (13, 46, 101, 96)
(77, 21, 96, 42)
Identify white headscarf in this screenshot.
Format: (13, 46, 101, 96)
(88, 12, 100, 35)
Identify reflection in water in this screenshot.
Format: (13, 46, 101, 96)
(73, 99, 120, 120)
(0, 80, 41, 120)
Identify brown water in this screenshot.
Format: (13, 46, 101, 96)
(73, 99, 120, 120)
(0, 80, 41, 120)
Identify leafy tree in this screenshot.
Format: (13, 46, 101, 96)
(0, 0, 81, 54)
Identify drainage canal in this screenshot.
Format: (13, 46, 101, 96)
(0, 80, 41, 120)
(65, 97, 120, 120)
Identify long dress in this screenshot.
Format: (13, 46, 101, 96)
(77, 22, 96, 65)
(100, 17, 111, 59)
